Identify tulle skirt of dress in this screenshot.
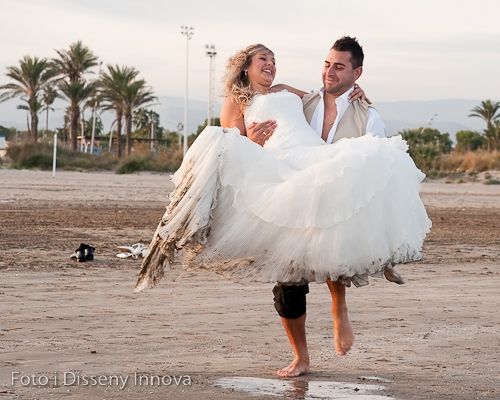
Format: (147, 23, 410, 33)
(135, 126, 431, 292)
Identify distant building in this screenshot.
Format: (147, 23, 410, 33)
(0, 136, 7, 158)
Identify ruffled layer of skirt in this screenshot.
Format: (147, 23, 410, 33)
(135, 127, 431, 292)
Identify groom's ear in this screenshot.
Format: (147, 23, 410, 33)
(354, 66, 363, 80)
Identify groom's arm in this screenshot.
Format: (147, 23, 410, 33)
(273, 83, 369, 102)
(271, 84, 308, 98)
(366, 108, 387, 138)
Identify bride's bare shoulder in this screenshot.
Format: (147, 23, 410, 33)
(221, 96, 239, 115)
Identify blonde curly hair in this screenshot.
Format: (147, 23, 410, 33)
(223, 44, 274, 107)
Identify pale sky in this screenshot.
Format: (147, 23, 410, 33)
(1, 0, 500, 103)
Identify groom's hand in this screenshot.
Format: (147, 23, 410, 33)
(247, 120, 277, 146)
(349, 83, 372, 104)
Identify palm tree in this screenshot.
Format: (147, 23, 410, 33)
(100, 65, 155, 158)
(100, 65, 138, 158)
(469, 100, 500, 150)
(52, 41, 98, 150)
(17, 102, 41, 134)
(133, 108, 160, 135)
(122, 80, 156, 156)
(133, 108, 150, 132)
(58, 80, 98, 149)
(42, 85, 58, 140)
(0, 56, 56, 142)
(493, 120, 500, 151)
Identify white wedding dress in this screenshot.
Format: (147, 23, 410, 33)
(135, 91, 431, 291)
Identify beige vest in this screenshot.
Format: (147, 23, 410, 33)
(302, 91, 372, 143)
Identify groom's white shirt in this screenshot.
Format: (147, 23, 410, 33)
(309, 86, 387, 144)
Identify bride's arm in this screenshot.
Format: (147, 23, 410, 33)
(220, 96, 275, 146)
(220, 96, 247, 136)
(271, 83, 371, 103)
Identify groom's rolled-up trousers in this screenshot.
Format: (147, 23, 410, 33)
(273, 283, 309, 319)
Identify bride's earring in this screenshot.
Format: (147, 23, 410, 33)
(244, 70, 248, 76)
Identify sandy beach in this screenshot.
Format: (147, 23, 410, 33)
(0, 169, 499, 400)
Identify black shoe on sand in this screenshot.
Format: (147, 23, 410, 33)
(84, 244, 95, 261)
(70, 243, 95, 262)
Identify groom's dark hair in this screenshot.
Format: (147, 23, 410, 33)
(332, 36, 364, 69)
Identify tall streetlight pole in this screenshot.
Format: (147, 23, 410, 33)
(181, 25, 194, 156)
(150, 111, 155, 153)
(177, 121, 183, 148)
(205, 44, 217, 127)
(90, 60, 103, 154)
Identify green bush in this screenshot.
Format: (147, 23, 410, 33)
(5, 142, 117, 170)
(400, 128, 453, 172)
(116, 155, 152, 174)
(6, 142, 53, 169)
(5, 141, 184, 173)
(116, 148, 183, 174)
(455, 130, 486, 152)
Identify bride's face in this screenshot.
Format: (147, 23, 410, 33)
(247, 51, 276, 90)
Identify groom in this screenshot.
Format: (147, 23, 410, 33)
(247, 36, 393, 377)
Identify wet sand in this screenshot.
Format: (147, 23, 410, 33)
(0, 170, 499, 399)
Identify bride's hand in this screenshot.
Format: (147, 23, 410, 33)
(247, 120, 277, 146)
(349, 84, 372, 104)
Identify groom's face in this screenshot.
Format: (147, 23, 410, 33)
(322, 49, 362, 96)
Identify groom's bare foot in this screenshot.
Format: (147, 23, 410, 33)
(333, 308, 354, 356)
(276, 358, 310, 377)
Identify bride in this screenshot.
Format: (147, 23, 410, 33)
(134, 44, 431, 292)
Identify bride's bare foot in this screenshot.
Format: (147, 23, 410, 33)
(333, 307, 354, 356)
(276, 358, 310, 377)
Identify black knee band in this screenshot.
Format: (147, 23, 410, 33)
(273, 283, 309, 319)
